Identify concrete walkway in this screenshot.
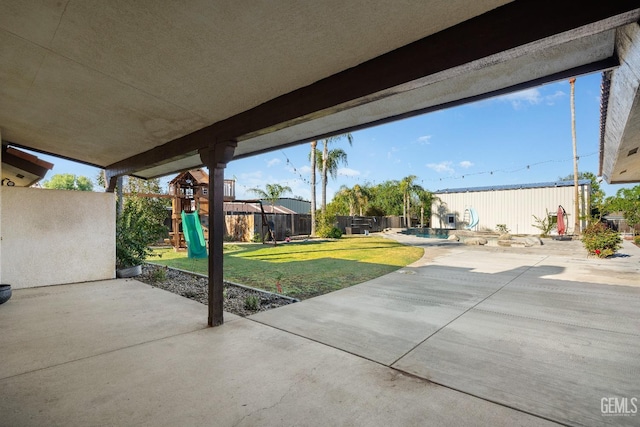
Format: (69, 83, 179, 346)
(1, 281, 552, 426)
(253, 236, 640, 426)
(1, 236, 638, 426)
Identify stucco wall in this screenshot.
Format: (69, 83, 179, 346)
(1, 187, 115, 289)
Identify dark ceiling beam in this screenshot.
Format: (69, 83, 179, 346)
(233, 56, 620, 161)
(106, 0, 640, 178)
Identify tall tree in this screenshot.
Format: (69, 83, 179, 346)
(417, 188, 433, 228)
(559, 171, 605, 220)
(116, 177, 169, 268)
(336, 184, 369, 216)
(43, 173, 94, 191)
(400, 175, 418, 228)
(569, 77, 580, 234)
(606, 185, 640, 233)
(249, 183, 292, 246)
(310, 140, 317, 236)
(320, 133, 353, 214)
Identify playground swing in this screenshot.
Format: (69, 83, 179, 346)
(230, 199, 276, 245)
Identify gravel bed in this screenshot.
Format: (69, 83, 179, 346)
(137, 264, 296, 317)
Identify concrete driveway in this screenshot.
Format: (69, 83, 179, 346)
(253, 237, 640, 426)
(1, 236, 638, 426)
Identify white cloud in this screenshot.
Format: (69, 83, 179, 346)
(496, 88, 566, 109)
(545, 90, 565, 105)
(266, 158, 281, 167)
(298, 165, 311, 174)
(426, 161, 454, 174)
(499, 88, 542, 108)
(238, 170, 263, 180)
(417, 135, 432, 144)
(387, 146, 399, 159)
(338, 167, 360, 177)
(459, 160, 473, 169)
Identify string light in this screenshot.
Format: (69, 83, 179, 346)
(243, 149, 599, 192)
(420, 151, 597, 184)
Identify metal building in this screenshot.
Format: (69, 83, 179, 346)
(260, 198, 311, 214)
(431, 180, 591, 235)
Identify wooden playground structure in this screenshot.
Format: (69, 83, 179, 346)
(168, 169, 275, 251)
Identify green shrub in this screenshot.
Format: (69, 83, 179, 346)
(317, 225, 342, 239)
(582, 222, 622, 258)
(496, 224, 510, 234)
(532, 210, 554, 237)
(116, 198, 167, 268)
(251, 233, 263, 243)
(634, 236, 640, 246)
(316, 212, 342, 238)
(150, 266, 167, 282)
(244, 295, 260, 310)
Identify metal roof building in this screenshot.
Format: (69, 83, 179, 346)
(431, 180, 591, 235)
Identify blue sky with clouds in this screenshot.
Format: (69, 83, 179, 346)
(32, 72, 632, 199)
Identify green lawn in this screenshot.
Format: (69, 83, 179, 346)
(148, 236, 423, 299)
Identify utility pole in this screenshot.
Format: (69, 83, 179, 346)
(570, 78, 580, 235)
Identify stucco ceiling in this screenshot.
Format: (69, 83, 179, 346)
(1, 1, 639, 182)
(600, 23, 640, 184)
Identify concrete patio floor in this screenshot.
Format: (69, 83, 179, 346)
(1, 237, 639, 426)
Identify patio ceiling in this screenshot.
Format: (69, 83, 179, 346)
(1, 1, 639, 183)
(600, 23, 640, 184)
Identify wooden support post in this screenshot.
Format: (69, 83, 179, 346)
(200, 141, 236, 327)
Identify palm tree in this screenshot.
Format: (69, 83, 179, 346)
(320, 133, 353, 214)
(310, 140, 317, 236)
(249, 183, 292, 246)
(417, 188, 433, 228)
(399, 175, 418, 228)
(570, 77, 580, 235)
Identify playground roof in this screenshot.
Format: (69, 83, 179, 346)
(2, 2, 638, 183)
(225, 202, 296, 215)
(169, 169, 209, 186)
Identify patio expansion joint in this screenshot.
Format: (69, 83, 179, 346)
(247, 317, 390, 367)
(388, 256, 551, 367)
(248, 317, 567, 426)
(386, 366, 570, 427)
(0, 326, 209, 382)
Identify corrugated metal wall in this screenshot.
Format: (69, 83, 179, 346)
(431, 183, 590, 235)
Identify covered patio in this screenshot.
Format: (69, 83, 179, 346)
(0, 279, 555, 427)
(2, 1, 640, 326)
(2, 240, 639, 425)
(2, 3, 640, 425)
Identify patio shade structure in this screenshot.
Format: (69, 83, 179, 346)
(1, 1, 640, 325)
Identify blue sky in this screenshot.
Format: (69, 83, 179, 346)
(30, 72, 632, 199)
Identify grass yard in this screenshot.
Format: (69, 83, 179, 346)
(148, 236, 423, 299)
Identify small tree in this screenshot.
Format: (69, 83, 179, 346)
(43, 173, 94, 191)
(249, 183, 292, 246)
(116, 177, 169, 268)
(606, 185, 640, 234)
(532, 210, 555, 237)
(116, 196, 167, 268)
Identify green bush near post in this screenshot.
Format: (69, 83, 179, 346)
(582, 222, 622, 258)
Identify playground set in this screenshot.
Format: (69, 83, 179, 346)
(168, 169, 276, 258)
